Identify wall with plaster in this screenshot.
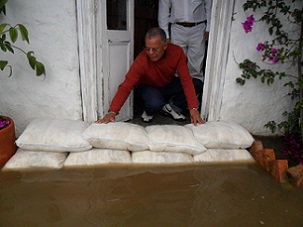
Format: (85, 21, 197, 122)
(219, 0, 299, 135)
(0, 0, 82, 136)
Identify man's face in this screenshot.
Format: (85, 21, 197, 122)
(145, 36, 167, 62)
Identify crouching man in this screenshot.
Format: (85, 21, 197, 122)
(96, 27, 204, 126)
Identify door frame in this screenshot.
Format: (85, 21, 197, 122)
(201, 0, 235, 121)
(76, 0, 99, 123)
(76, 0, 236, 123)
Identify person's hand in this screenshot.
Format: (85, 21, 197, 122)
(190, 109, 205, 126)
(95, 112, 116, 124)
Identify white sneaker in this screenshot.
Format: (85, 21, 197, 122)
(141, 111, 153, 122)
(161, 104, 186, 121)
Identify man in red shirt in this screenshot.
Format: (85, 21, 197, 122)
(97, 27, 204, 125)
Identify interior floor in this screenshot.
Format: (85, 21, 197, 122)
(127, 92, 191, 127)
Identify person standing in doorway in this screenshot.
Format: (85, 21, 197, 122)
(158, 0, 212, 89)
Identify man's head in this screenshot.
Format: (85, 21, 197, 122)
(145, 27, 168, 62)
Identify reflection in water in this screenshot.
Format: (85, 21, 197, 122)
(0, 164, 303, 226)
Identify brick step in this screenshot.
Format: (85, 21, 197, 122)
(249, 140, 303, 187)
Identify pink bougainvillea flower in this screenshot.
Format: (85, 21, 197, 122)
(271, 48, 278, 55)
(0, 119, 10, 129)
(242, 21, 253, 33)
(246, 15, 255, 23)
(242, 15, 255, 33)
(272, 58, 279, 64)
(256, 43, 265, 51)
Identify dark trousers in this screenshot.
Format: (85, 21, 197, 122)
(136, 78, 203, 115)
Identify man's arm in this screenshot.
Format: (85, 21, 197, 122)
(205, 0, 212, 33)
(158, 0, 171, 39)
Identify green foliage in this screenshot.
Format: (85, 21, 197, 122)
(236, 0, 303, 139)
(0, 0, 45, 77)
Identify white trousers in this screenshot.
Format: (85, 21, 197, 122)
(171, 23, 206, 81)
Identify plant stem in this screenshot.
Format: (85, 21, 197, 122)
(11, 44, 27, 55)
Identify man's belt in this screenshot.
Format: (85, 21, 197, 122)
(175, 20, 206, 27)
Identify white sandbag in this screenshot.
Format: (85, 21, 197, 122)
(186, 121, 255, 149)
(193, 149, 255, 163)
(132, 151, 194, 164)
(146, 125, 206, 155)
(16, 118, 92, 152)
(2, 148, 68, 170)
(82, 122, 149, 152)
(64, 148, 131, 167)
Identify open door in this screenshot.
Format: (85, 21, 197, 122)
(103, 0, 134, 121)
(77, 0, 230, 124)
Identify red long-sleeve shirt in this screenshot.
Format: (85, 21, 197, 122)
(109, 43, 199, 114)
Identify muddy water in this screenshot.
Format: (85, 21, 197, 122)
(0, 163, 302, 226)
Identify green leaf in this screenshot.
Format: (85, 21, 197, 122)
(4, 41, 13, 53)
(0, 43, 6, 51)
(27, 51, 36, 70)
(35, 61, 45, 76)
(18, 24, 29, 43)
(236, 77, 245, 85)
(0, 23, 7, 35)
(0, 0, 8, 10)
(0, 60, 8, 70)
(0, 60, 12, 77)
(9, 27, 18, 43)
(1, 33, 6, 41)
(267, 77, 274, 85)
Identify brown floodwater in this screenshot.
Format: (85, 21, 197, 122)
(0, 163, 302, 226)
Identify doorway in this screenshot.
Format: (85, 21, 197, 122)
(132, 0, 208, 120)
(133, 0, 159, 118)
(77, 0, 233, 123)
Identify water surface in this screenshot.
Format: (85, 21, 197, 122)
(0, 163, 302, 226)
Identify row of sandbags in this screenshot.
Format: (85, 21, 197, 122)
(2, 118, 255, 170)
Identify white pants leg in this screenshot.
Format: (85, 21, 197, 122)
(171, 23, 206, 81)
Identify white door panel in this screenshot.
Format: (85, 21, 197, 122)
(103, 0, 134, 122)
(108, 42, 133, 121)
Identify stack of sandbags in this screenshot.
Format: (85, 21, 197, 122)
(186, 121, 255, 163)
(3, 118, 256, 170)
(132, 125, 206, 164)
(80, 123, 206, 165)
(67, 122, 145, 167)
(3, 119, 92, 171)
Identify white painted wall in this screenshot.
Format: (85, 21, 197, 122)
(0, 0, 82, 136)
(218, 0, 299, 136)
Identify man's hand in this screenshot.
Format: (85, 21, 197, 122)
(95, 112, 116, 124)
(190, 109, 205, 126)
